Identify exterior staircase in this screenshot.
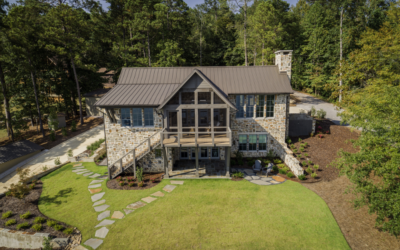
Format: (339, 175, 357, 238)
(109, 129, 164, 179)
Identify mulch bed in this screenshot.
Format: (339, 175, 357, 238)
(0, 181, 75, 238)
(0, 116, 103, 149)
(231, 177, 244, 181)
(288, 119, 360, 182)
(107, 173, 164, 190)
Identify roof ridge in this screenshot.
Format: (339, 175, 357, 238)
(121, 65, 278, 69)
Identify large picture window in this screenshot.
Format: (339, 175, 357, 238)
(266, 95, 275, 117)
(144, 108, 154, 126)
(239, 135, 247, 151)
(259, 135, 267, 151)
(236, 95, 245, 118)
(249, 135, 257, 151)
(246, 95, 255, 118)
(132, 108, 142, 127)
(256, 95, 265, 118)
(121, 108, 131, 127)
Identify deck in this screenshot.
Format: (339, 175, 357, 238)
(162, 134, 231, 147)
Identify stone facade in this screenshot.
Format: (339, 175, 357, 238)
(275, 50, 292, 79)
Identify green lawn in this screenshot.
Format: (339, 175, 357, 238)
(39, 163, 349, 250)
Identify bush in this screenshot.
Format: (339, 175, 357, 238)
(304, 153, 309, 157)
(267, 150, 274, 158)
(49, 130, 56, 141)
(232, 172, 244, 178)
(138, 182, 144, 187)
(287, 138, 292, 144)
(273, 159, 282, 164)
(263, 160, 270, 164)
(5, 219, 16, 226)
(313, 165, 320, 171)
(278, 169, 287, 175)
(71, 120, 77, 132)
(286, 172, 294, 178)
(2, 211, 12, 219)
(20, 211, 31, 219)
(53, 224, 64, 231)
(311, 172, 317, 179)
(54, 157, 61, 165)
(272, 165, 279, 172)
(302, 161, 307, 166)
(128, 182, 134, 187)
(16, 222, 30, 230)
(310, 106, 316, 117)
(298, 174, 306, 180)
(61, 127, 68, 136)
(43, 236, 53, 250)
(316, 109, 327, 119)
(119, 181, 124, 186)
(34, 217, 46, 224)
(276, 163, 285, 168)
(32, 224, 42, 232)
(283, 166, 290, 172)
(308, 160, 313, 165)
(6, 168, 32, 199)
(150, 178, 156, 183)
(304, 142, 308, 147)
(136, 167, 143, 183)
(306, 167, 313, 174)
(293, 148, 298, 153)
(67, 149, 73, 157)
(63, 227, 74, 235)
(47, 220, 57, 227)
(298, 138, 302, 142)
(300, 147, 304, 152)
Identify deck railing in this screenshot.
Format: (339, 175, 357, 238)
(161, 127, 232, 147)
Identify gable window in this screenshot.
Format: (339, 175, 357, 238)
(256, 95, 265, 118)
(155, 149, 162, 158)
(266, 95, 275, 117)
(181, 92, 195, 104)
(259, 135, 267, 151)
(144, 108, 154, 126)
(214, 93, 224, 104)
(198, 92, 211, 104)
(249, 135, 257, 151)
(121, 108, 131, 127)
(169, 93, 180, 105)
(180, 148, 188, 158)
(246, 95, 255, 118)
(132, 108, 142, 127)
(239, 135, 247, 151)
(236, 95, 245, 118)
(182, 109, 195, 127)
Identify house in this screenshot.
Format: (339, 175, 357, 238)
(95, 50, 304, 179)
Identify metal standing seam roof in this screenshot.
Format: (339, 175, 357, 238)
(95, 66, 293, 107)
(0, 140, 44, 164)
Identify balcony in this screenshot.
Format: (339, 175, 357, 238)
(161, 127, 232, 147)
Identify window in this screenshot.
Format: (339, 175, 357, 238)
(266, 95, 274, 117)
(132, 108, 142, 127)
(200, 147, 208, 158)
(198, 92, 211, 104)
(168, 112, 177, 127)
(256, 95, 265, 118)
(214, 93, 224, 104)
(181, 92, 195, 104)
(246, 95, 255, 118)
(144, 108, 154, 126)
(182, 109, 195, 127)
(198, 109, 211, 127)
(191, 148, 196, 158)
(211, 148, 219, 158)
(121, 108, 131, 127)
(239, 135, 247, 151)
(180, 148, 188, 158)
(236, 95, 244, 118)
(213, 109, 226, 127)
(249, 135, 257, 151)
(259, 135, 267, 151)
(155, 149, 162, 158)
(169, 93, 180, 105)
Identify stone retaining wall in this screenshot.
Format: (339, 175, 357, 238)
(269, 137, 304, 176)
(69, 142, 107, 163)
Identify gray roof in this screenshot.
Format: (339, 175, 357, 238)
(0, 140, 44, 164)
(95, 66, 293, 107)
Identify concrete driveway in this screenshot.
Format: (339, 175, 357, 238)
(0, 124, 105, 191)
(290, 91, 344, 125)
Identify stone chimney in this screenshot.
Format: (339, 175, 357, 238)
(275, 50, 293, 79)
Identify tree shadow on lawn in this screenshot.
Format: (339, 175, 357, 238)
(39, 188, 74, 206)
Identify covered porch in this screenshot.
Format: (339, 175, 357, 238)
(168, 160, 229, 178)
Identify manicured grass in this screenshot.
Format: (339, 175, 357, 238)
(39, 163, 349, 250)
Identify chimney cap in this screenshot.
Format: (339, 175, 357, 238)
(275, 50, 293, 54)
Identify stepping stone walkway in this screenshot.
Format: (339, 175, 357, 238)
(111, 211, 125, 219)
(232, 168, 286, 186)
(142, 196, 157, 203)
(72, 163, 184, 250)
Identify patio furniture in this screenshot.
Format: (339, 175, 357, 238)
(263, 163, 274, 177)
(252, 160, 263, 172)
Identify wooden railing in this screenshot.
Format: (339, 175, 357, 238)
(161, 127, 232, 147)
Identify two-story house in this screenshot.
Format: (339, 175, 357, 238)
(95, 50, 304, 180)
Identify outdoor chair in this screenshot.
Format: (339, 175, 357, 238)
(263, 163, 274, 177)
(252, 160, 263, 173)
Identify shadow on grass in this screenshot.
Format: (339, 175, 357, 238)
(39, 188, 74, 206)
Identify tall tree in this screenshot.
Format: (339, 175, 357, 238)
(230, 0, 252, 66)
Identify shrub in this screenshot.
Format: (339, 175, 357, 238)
(313, 165, 320, 171)
(311, 172, 317, 179)
(272, 165, 279, 172)
(232, 172, 244, 178)
(278, 169, 287, 175)
(263, 160, 270, 164)
(116, 176, 121, 180)
(67, 149, 73, 157)
(54, 157, 61, 165)
(290, 144, 295, 149)
(32, 224, 42, 232)
(318, 134, 323, 139)
(287, 172, 294, 178)
(34, 217, 46, 224)
(298, 174, 306, 180)
(310, 106, 316, 117)
(2, 211, 12, 219)
(127, 177, 133, 181)
(137, 167, 143, 182)
(61, 127, 68, 136)
(6, 168, 32, 199)
(150, 178, 156, 183)
(277, 163, 285, 169)
(119, 181, 124, 186)
(304, 153, 309, 157)
(16, 222, 30, 230)
(128, 182, 134, 187)
(267, 150, 274, 158)
(20, 211, 31, 219)
(49, 130, 56, 141)
(63, 227, 74, 235)
(283, 167, 290, 172)
(287, 138, 292, 144)
(5, 219, 16, 226)
(302, 161, 307, 166)
(53, 224, 64, 231)
(316, 109, 327, 119)
(138, 182, 144, 187)
(248, 160, 255, 166)
(42, 165, 48, 172)
(304, 142, 308, 147)
(306, 167, 313, 174)
(47, 220, 57, 227)
(71, 120, 77, 132)
(273, 159, 282, 164)
(298, 138, 302, 142)
(293, 148, 298, 153)
(300, 147, 304, 152)
(308, 160, 313, 165)
(29, 183, 35, 190)
(326, 130, 330, 134)
(310, 132, 314, 137)
(43, 236, 52, 250)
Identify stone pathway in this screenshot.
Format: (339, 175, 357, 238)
(70, 163, 183, 250)
(232, 168, 286, 186)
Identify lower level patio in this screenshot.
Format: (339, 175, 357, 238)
(168, 160, 229, 179)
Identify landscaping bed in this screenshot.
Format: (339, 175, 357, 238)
(107, 173, 164, 190)
(0, 180, 76, 238)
